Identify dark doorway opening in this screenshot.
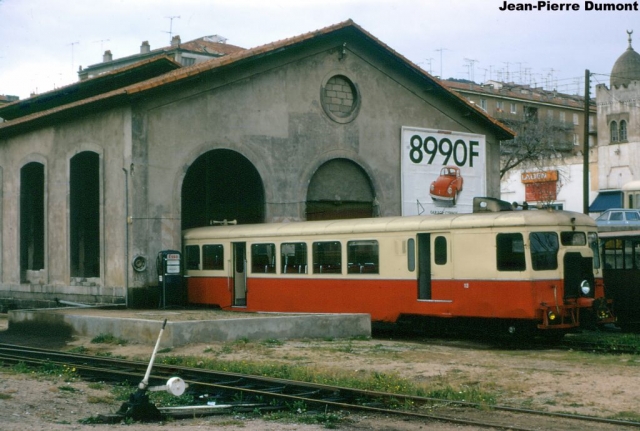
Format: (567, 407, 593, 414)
(182, 149, 265, 229)
(70, 152, 100, 278)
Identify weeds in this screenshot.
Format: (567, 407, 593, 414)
(567, 331, 640, 354)
(91, 333, 128, 345)
(156, 353, 496, 406)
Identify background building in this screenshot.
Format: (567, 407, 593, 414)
(593, 31, 640, 211)
(78, 35, 244, 80)
(444, 79, 596, 212)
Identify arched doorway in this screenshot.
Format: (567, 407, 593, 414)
(181, 149, 265, 229)
(306, 159, 375, 220)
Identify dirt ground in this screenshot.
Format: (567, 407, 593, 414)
(1, 312, 639, 431)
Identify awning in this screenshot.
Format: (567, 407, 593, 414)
(589, 190, 623, 212)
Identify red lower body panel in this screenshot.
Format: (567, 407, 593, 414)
(187, 276, 565, 323)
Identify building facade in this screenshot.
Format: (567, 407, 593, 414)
(78, 35, 244, 80)
(0, 21, 512, 309)
(594, 31, 640, 211)
(444, 79, 597, 212)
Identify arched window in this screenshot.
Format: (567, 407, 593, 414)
(20, 162, 45, 277)
(620, 120, 628, 141)
(70, 152, 100, 278)
(610, 121, 619, 142)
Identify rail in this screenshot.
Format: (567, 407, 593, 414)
(0, 343, 638, 430)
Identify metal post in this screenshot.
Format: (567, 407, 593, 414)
(583, 70, 590, 214)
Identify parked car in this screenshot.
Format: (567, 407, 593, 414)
(595, 208, 640, 227)
(430, 166, 464, 205)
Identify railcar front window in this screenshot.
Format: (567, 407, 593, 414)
(347, 240, 379, 274)
(561, 232, 586, 246)
(529, 232, 558, 270)
(203, 244, 224, 270)
(497, 233, 526, 271)
(313, 241, 342, 274)
(251, 243, 276, 273)
(281, 242, 307, 274)
(185, 245, 200, 270)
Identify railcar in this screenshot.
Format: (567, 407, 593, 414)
(600, 230, 640, 331)
(183, 197, 614, 336)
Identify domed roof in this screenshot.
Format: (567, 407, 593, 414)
(611, 31, 640, 87)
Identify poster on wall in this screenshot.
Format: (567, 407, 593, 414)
(401, 126, 486, 216)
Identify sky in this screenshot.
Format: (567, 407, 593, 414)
(0, 0, 638, 100)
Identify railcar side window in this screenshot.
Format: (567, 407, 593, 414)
(560, 232, 586, 246)
(313, 241, 342, 274)
(407, 238, 416, 272)
(281, 242, 307, 274)
(251, 243, 276, 274)
(588, 233, 601, 269)
(496, 233, 526, 271)
(434, 236, 447, 265)
(185, 245, 200, 270)
(203, 244, 224, 270)
(347, 240, 379, 274)
(603, 238, 640, 270)
(529, 232, 558, 270)
(603, 239, 623, 269)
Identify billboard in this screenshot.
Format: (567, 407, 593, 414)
(401, 126, 486, 216)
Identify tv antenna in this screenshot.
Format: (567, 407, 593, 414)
(164, 16, 181, 42)
(464, 58, 478, 82)
(67, 41, 79, 72)
(93, 39, 110, 53)
(435, 47, 449, 79)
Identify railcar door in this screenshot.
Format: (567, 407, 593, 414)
(417, 233, 432, 299)
(233, 242, 247, 306)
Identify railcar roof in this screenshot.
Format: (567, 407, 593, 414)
(183, 210, 596, 240)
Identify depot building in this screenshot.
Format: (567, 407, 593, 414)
(0, 20, 513, 308)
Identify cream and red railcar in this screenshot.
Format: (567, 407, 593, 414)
(183, 198, 614, 335)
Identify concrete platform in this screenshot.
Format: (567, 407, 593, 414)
(7, 307, 371, 347)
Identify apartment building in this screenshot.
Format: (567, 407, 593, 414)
(444, 79, 597, 212)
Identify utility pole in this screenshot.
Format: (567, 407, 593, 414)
(583, 69, 591, 214)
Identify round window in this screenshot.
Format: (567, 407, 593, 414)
(321, 74, 360, 123)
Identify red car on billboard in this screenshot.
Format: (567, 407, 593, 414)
(430, 166, 464, 205)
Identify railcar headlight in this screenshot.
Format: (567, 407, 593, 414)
(580, 280, 591, 295)
(547, 310, 557, 321)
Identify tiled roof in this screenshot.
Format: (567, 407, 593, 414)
(178, 37, 245, 56)
(443, 80, 591, 110)
(0, 56, 181, 121)
(0, 20, 514, 140)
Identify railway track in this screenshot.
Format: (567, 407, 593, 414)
(0, 342, 639, 430)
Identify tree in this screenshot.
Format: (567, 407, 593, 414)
(499, 112, 575, 180)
